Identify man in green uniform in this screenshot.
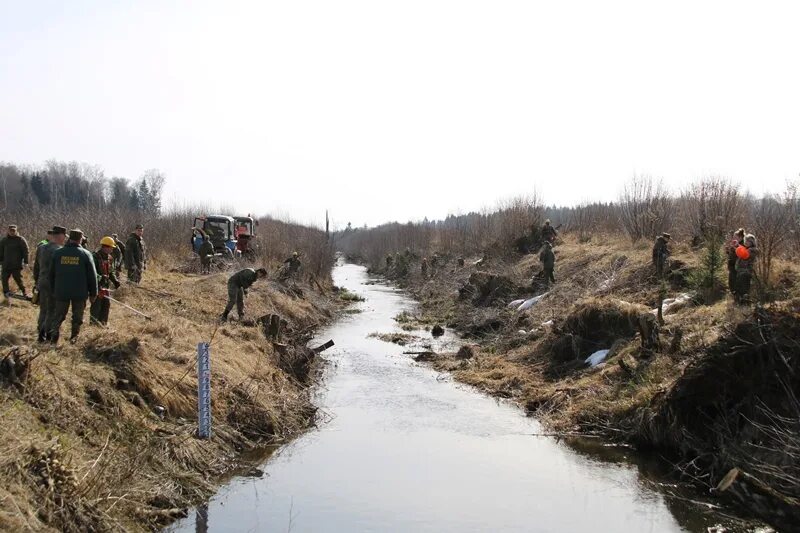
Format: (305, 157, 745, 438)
(725, 228, 745, 296)
(124, 224, 146, 283)
(541, 220, 558, 243)
(281, 252, 302, 280)
(48, 229, 98, 343)
(0, 224, 30, 297)
(91, 237, 121, 325)
(735, 234, 759, 304)
(196, 229, 215, 274)
(221, 267, 267, 321)
(111, 233, 126, 277)
(539, 239, 556, 287)
(652, 233, 671, 279)
(33, 226, 66, 341)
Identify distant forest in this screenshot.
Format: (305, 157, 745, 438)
(0, 160, 164, 215)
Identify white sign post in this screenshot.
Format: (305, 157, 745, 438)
(197, 342, 212, 439)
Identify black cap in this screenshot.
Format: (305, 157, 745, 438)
(135, 224, 144, 230)
(8, 224, 17, 230)
(69, 229, 84, 241)
(51, 225, 67, 235)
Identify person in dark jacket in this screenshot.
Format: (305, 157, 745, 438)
(124, 224, 146, 283)
(0, 224, 30, 297)
(541, 220, 558, 243)
(221, 267, 267, 321)
(735, 234, 759, 304)
(111, 234, 126, 277)
(652, 233, 671, 278)
(725, 228, 745, 295)
(197, 232, 215, 274)
(280, 252, 302, 281)
(33, 226, 66, 341)
(90, 237, 121, 326)
(539, 239, 556, 287)
(48, 229, 98, 343)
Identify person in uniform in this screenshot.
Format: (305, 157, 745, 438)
(652, 233, 671, 279)
(0, 224, 30, 297)
(33, 226, 66, 341)
(48, 229, 98, 343)
(221, 267, 267, 321)
(124, 224, 146, 283)
(90, 236, 121, 326)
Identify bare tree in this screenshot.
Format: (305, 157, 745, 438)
(679, 177, 744, 243)
(618, 175, 673, 242)
(751, 183, 798, 286)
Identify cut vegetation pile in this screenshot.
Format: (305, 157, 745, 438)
(0, 263, 337, 532)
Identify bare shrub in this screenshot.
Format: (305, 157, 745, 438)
(679, 177, 744, 243)
(618, 175, 673, 243)
(751, 184, 798, 287)
(336, 195, 544, 267)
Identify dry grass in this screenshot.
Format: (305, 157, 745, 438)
(0, 264, 336, 531)
(392, 233, 800, 528)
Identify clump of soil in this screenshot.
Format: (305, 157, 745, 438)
(458, 272, 518, 306)
(638, 301, 800, 530)
(540, 299, 646, 372)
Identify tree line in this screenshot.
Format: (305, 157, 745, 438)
(0, 160, 165, 215)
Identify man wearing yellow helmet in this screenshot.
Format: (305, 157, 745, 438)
(90, 236, 121, 325)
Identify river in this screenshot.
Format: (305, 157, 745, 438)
(168, 262, 733, 532)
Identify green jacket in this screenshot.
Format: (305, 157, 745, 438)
(0, 235, 30, 270)
(50, 243, 98, 301)
(198, 240, 214, 260)
(736, 246, 759, 273)
(228, 268, 258, 289)
(124, 233, 145, 270)
(652, 236, 669, 263)
(539, 243, 555, 269)
(34, 242, 62, 291)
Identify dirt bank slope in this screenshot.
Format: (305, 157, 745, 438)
(369, 239, 799, 530)
(0, 266, 338, 532)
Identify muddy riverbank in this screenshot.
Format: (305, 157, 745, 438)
(168, 263, 754, 532)
(360, 241, 798, 531)
(0, 267, 340, 532)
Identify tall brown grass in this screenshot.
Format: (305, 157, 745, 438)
(0, 206, 335, 280)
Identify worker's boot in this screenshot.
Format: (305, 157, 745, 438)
(70, 326, 80, 343)
(49, 332, 59, 345)
(37, 329, 46, 343)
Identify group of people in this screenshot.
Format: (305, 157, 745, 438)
(0, 224, 147, 343)
(651, 228, 759, 303)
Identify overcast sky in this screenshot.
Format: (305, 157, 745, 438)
(1, 1, 798, 228)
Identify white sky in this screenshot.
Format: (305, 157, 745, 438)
(1, 1, 798, 228)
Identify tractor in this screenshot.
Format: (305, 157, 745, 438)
(192, 215, 237, 259)
(233, 215, 259, 260)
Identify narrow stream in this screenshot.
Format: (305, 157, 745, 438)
(169, 263, 733, 532)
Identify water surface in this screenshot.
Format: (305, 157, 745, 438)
(169, 263, 730, 532)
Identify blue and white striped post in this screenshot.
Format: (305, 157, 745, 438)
(197, 342, 212, 439)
